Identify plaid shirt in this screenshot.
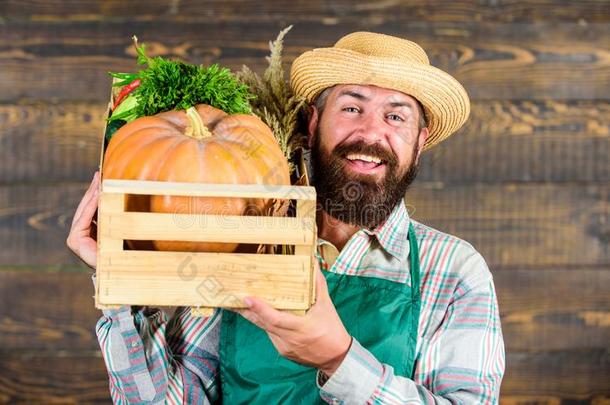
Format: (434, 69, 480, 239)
(96, 200, 505, 404)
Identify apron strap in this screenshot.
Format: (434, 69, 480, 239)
(407, 221, 421, 302)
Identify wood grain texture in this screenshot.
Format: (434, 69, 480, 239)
(503, 348, 610, 399)
(0, 184, 88, 267)
(0, 271, 99, 351)
(101, 179, 316, 199)
(1, 21, 608, 102)
(406, 183, 610, 268)
(422, 100, 610, 184)
(100, 211, 314, 244)
(494, 268, 610, 352)
(501, 396, 610, 405)
(97, 251, 311, 309)
(1, 100, 607, 184)
(0, 103, 104, 184)
(2, 183, 608, 268)
(1, 0, 609, 23)
(0, 352, 111, 404)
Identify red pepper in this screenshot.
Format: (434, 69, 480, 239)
(112, 79, 141, 110)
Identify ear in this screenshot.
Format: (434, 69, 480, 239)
(415, 127, 429, 163)
(307, 105, 319, 148)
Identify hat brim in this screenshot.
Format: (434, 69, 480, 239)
(290, 48, 470, 150)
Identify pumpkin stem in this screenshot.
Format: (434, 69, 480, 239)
(185, 107, 213, 139)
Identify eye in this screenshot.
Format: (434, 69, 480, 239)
(387, 114, 404, 122)
(342, 107, 360, 113)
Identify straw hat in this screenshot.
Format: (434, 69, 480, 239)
(290, 32, 470, 150)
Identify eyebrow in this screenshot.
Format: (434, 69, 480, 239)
(337, 89, 414, 110)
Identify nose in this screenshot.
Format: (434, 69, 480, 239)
(356, 110, 386, 144)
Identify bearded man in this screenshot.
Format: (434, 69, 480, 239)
(68, 32, 505, 404)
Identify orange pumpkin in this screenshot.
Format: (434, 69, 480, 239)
(102, 104, 291, 252)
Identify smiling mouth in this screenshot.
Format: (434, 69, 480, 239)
(344, 153, 386, 172)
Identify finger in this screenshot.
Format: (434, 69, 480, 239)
(234, 308, 292, 338)
(93, 170, 100, 189)
(72, 180, 99, 226)
(234, 308, 267, 331)
(83, 171, 101, 209)
(72, 172, 100, 225)
(231, 306, 283, 337)
(77, 171, 99, 211)
(85, 170, 99, 194)
(243, 297, 302, 331)
(71, 184, 100, 233)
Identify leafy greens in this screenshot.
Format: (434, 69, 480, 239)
(108, 37, 255, 124)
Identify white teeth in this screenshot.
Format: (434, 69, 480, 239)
(346, 153, 382, 164)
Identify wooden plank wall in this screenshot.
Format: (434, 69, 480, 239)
(0, 1, 608, 403)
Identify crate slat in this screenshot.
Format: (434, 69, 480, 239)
(296, 198, 318, 306)
(96, 192, 124, 309)
(101, 250, 310, 270)
(98, 251, 311, 309)
(100, 211, 315, 245)
(102, 179, 316, 200)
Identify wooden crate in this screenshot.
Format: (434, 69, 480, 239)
(95, 180, 317, 316)
(95, 82, 317, 316)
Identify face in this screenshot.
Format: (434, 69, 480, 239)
(309, 84, 429, 229)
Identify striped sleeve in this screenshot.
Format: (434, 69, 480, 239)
(317, 264, 505, 404)
(95, 305, 221, 404)
(96, 306, 174, 404)
(166, 307, 222, 403)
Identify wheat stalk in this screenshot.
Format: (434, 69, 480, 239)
(238, 25, 309, 174)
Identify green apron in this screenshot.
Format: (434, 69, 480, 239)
(219, 222, 421, 404)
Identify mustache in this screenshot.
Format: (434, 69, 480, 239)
(332, 141, 398, 166)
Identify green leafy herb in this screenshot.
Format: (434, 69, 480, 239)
(108, 36, 255, 124)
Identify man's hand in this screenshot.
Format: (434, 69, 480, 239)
(66, 171, 100, 269)
(235, 261, 352, 378)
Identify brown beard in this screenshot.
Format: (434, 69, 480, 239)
(311, 127, 420, 229)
